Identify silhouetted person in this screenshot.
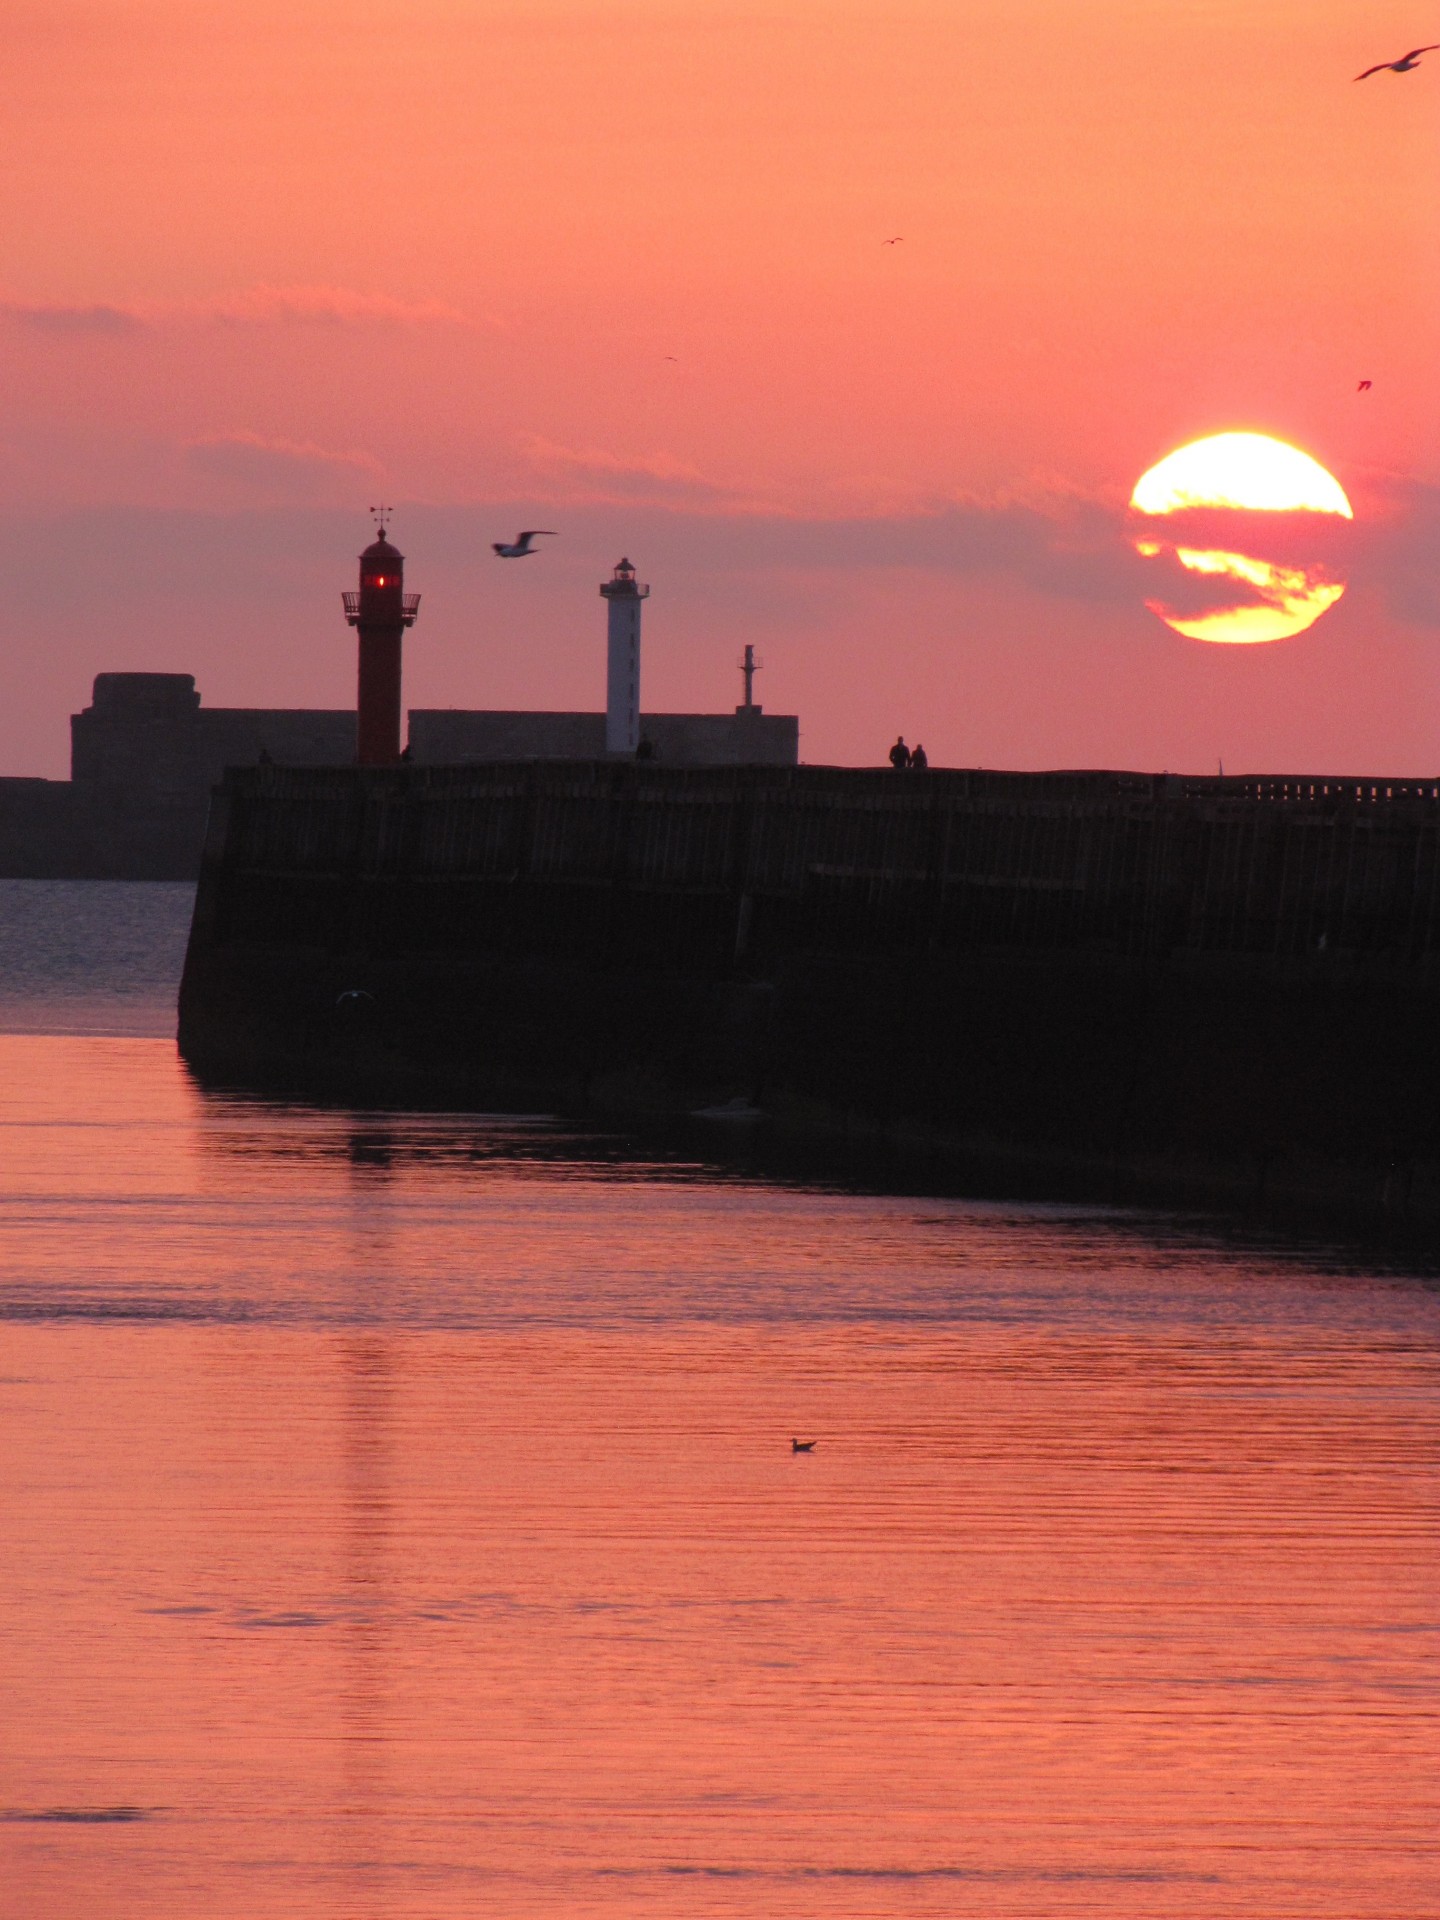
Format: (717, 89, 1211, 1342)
(635, 736, 655, 761)
(909, 743, 928, 771)
(889, 736, 909, 770)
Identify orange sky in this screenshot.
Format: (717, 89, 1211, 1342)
(2, 0, 1437, 773)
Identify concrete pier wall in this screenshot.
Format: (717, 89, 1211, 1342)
(178, 762, 1440, 1228)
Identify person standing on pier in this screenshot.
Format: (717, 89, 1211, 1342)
(889, 736, 910, 770)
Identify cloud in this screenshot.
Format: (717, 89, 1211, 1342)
(603, 483, 1147, 606)
(0, 300, 144, 335)
(1351, 473, 1440, 629)
(497, 461, 1148, 604)
(184, 431, 382, 498)
(8, 451, 1436, 636)
(704, 481, 1439, 631)
(10, 483, 1435, 649)
(741, 480, 1439, 630)
(520, 436, 756, 507)
(190, 285, 473, 328)
(1123, 503, 1355, 624)
(0, 283, 475, 337)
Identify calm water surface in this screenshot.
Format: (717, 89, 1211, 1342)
(0, 884, 1437, 1917)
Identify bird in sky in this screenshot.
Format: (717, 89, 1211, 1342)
(883, 236, 904, 245)
(492, 530, 556, 558)
(1357, 379, 1373, 392)
(1354, 45, 1439, 80)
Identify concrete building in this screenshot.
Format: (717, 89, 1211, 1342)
(0, 776, 87, 880)
(408, 708, 797, 767)
(71, 673, 355, 808)
(0, 674, 355, 879)
(69, 670, 798, 789)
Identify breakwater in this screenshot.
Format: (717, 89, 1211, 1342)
(179, 761, 1440, 1228)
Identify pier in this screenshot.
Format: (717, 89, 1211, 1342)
(179, 761, 1440, 1228)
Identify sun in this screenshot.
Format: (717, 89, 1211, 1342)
(1132, 433, 1353, 518)
(1130, 432, 1353, 644)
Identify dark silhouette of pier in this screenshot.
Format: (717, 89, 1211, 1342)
(179, 761, 1440, 1230)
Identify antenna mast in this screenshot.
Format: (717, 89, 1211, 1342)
(737, 643, 762, 713)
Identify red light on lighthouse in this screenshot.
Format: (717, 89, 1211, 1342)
(342, 516, 420, 766)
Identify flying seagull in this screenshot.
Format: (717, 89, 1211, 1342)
(1354, 44, 1439, 80)
(883, 236, 904, 245)
(492, 530, 556, 558)
(1357, 379, 1372, 392)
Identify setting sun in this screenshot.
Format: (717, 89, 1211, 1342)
(1131, 432, 1353, 644)
(1132, 433, 1353, 518)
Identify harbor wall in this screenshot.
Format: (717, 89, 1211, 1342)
(0, 677, 802, 879)
(408, 707, 798, 767)
(178, 762, 1440, 1227)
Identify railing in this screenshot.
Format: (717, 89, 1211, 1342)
(341, 592, 422, 627)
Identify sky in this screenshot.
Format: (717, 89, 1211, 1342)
(2, 0, 1437, 776)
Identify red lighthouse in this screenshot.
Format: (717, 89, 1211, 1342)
(342, 513, 420, 765)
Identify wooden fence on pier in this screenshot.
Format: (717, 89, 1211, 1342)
(204, 761, 1440, 971)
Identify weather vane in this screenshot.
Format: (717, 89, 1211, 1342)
(369, 504, 394, 537)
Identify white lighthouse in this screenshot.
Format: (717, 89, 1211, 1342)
(599, 557, 649, 755)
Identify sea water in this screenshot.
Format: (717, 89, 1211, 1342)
(0, 881, 1436, 1918)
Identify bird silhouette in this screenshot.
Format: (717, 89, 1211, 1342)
(883, 236, 904, 245)
(1355, 44, 1439, 79)
(1357, 379, 1373, 392)
(791, 1437, 816, 1453)
(492, 530, 556, 558)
